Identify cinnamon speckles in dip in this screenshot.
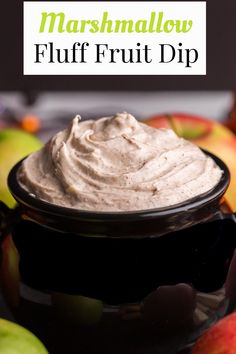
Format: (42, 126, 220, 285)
(18, 112, 222, 211)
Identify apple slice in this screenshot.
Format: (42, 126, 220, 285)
(52, 293, 103, 325)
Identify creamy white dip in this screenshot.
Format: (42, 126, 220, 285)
(18, 113, 222, 211)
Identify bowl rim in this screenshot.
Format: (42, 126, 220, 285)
(7, 150, 230, 222)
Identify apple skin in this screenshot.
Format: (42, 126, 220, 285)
(0, 318, 48, 354)
(0, 234, 20, 308)
(191, 313, 236, 354)
(144, 113, 236, 211)
(0, 128, 42, 208)
(52, 293, 103, 325)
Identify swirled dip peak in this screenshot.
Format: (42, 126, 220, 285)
(18, 113, 222, 211)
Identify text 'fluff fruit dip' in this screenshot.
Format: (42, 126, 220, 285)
(18, 113, 222, 211)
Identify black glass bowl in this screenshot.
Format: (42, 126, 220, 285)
(1, 150, 236, 354)
(7, 151, 230, 238)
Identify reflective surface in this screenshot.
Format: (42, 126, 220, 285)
(1, 213, 236, 354)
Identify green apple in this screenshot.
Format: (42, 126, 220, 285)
(0, 129, 42, 208)
(52, 293, 103, 325)
(0, 318, 48, 354)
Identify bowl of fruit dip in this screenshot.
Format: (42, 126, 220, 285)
(2, 112, 236, 354)
(18, 112, 223, 212)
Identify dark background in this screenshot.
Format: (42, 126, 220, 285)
(0, 0, 235, 91)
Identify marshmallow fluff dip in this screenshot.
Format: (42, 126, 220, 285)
(18, 113, 222, 212)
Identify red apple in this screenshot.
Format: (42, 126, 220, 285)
(145, 113, 213, 140)
(0, 234, 20, 308)
(144, 113, 236, 211)
(191, 313, 236, 354)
